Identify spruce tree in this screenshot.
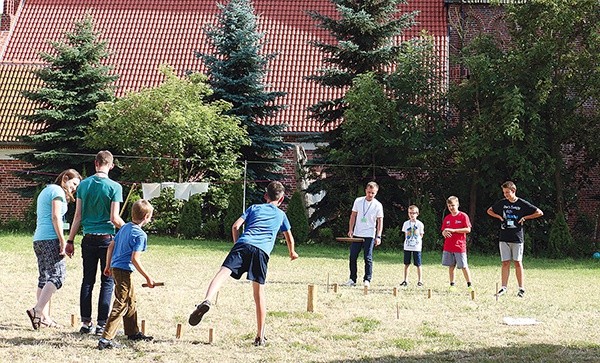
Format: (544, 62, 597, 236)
(17, 15, 117, 189)
(200, 0, 289, 203)
(305, 0, 418, 233)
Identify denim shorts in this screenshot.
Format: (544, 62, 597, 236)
(222, 243, 270, 284)
(403, 250, 422, 266)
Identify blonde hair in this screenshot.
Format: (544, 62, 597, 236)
(132, 199, 154, 222)
(95, 150, 114, 166)
(54, 169, 82, 202)
(366, 181, 379, 190)
(408, 205, 419, 213)
(446, 196, 459, 205)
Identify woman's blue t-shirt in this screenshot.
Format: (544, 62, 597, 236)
(33, 184, 67, 241)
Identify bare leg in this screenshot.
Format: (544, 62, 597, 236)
(514, 261, 524, 288)
(448, 266, 455, 284)
(204, 267, 232, 302)
(35, 283, 57, 321)
(462, 266, 472, 284)
(501, 260, 511, 287)
(403, 264, 409, 282)
(416, 265, 422, 283)
(253, 281, 266, 339)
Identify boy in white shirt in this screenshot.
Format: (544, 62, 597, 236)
(400, 205, 425, 287)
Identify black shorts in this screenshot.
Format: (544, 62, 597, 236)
(222, 243, 270, 284)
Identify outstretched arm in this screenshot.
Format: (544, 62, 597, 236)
(283, 230, 298, 260)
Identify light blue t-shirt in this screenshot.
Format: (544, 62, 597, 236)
(77, 175, 123, 235)
(33, 184, 67, 241)
(110, 222, 147, 272)
(235, 203, 291, 255)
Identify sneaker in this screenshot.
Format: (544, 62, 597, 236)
(98, 338, 121, 350)
(416, 281, 423, 287)
(127, 332, 154, 341)
(399, 281, 408, 287)
(80, 323, 93, 334)
(517, 288, 525, 298)
(496, 288, 507, 297)
(342, 279, 356, 287)
(467, 285, 475, 292)
(94, 325, 105, 336)
(448, 285, 457, 292)
(253, 336, 267, 347)
(188, 300, 211, 326)
(363, 280, 370, 288)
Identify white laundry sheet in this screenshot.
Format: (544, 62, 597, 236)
(142, 182, 209, 201)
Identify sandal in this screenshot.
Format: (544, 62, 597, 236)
(26, 308, 41, 330)
(40, 319, 62, 329)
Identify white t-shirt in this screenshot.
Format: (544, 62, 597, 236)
(402, 219, 424, 252)
(351, 196, 384, 238)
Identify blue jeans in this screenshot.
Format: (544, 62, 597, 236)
(349, 237, 374, 283)
(80, 234, 114, 326)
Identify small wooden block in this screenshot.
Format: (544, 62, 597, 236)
(176, 323, 182, 339)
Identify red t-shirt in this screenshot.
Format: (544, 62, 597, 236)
(441, 211, 471, 253)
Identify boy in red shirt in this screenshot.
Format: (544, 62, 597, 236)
(441, 196, 473, 292)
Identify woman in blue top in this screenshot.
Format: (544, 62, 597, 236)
(27, 169, 81, 330)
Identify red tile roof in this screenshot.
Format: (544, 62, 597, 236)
(0, 0, 447, 142)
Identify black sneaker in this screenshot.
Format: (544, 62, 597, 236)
(399, 281, 408, 287)
(417, 281, 423, 287)
(188, 300, 211, 326)
(94, 325, 105, 336)
(517, 288, 525, 298)
(127, 332, 154, 341)
(253, 336, 267, 347)
(80, 323, 93, 334)
(98, 338, 121, 350)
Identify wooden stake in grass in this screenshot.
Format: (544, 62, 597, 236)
(176, 323, 182, 339)
(208, 328, 214, 344)
(332, 283, 338, 293)
(396, 302, 399, 319)
(326, 273, 330, 292)
(363, 286, 368, 295)
(393, 287, 398, 296)
(496, 282, 499, 302)
(141, 319, 146, 334)
(428, 289, 432, 299)
(307, 284, 315, 312)
(70, 314, 75, 327)
(471, 290, 476, 300)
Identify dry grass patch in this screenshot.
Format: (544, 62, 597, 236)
(1, 233, 600, 362)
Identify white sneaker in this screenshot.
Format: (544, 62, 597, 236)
(363, 280, 370, 288)
(342, 279, 356, 287)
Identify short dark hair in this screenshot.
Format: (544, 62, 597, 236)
(501, 181, 517, 192)
(266, 181, 285, 201)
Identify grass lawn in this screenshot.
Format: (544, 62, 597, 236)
(1, 233, 599, 362)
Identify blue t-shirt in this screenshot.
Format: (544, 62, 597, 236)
(77, 175, 123, 235)
(33, 184, 67, 241)
(110, 222, 147, 272)
(235, 203, 291, 255)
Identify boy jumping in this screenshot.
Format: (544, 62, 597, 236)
(188, 181, 298, 346)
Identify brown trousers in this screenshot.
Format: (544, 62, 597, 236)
(102, 268, 139, 339)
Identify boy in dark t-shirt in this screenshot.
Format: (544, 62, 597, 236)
(487, 181, 543, 298)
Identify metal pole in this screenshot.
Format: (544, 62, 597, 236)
(242, 160, 247, 212)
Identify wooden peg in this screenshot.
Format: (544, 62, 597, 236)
(393, 287, 398, 296)
(176, 323, 182, 339)
(141, 319, 146, 334)
(428, 289, 432, 299)
(307, 284, 315, 312)
(208, 328, 214, 344)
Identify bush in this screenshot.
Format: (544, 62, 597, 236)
(415, 199, 441, 252)
(178, 194, 203, 239)
(382, 226, 403, 250)
(548, 211, 574, 258)
(201, 218, 222, 240)
(316, 227, 334, 244)
(145, 190, 183, 236)
(287, 191, 310, 244)
(224, 183, 246, 236)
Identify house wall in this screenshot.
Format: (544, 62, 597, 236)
(0, 149, 34, 222)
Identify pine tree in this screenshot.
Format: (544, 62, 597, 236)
(17, 15, 117, 189)
(305, 0, 418, 233)
(200, 0, 289, 203)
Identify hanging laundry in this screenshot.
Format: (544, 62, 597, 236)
(141, 183, 161, 200)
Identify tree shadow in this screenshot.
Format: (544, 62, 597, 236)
(324, 343, 600, 362)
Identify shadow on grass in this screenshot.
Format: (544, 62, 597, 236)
(324, 343, 600, 363)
